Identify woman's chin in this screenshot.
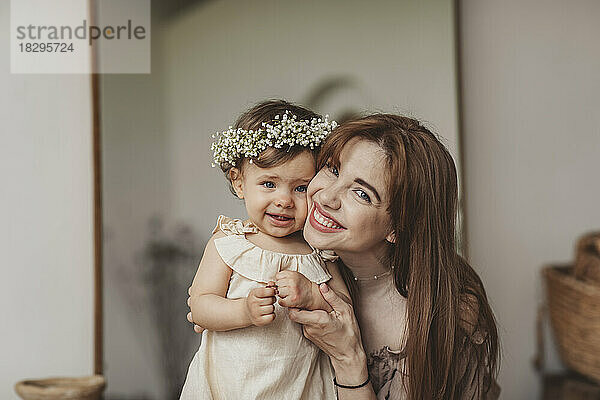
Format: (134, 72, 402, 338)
(303, 225, 320, 247)
(304, 225, 334, 250)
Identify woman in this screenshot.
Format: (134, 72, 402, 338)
(188, 113, 500, 399)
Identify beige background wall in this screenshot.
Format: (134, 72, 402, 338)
(0, 0, 95, 399)
(460, 0, 600, 398)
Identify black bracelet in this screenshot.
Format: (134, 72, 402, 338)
(333, 376, 370, 389)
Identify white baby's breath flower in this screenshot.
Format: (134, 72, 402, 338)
(211, 111, 337, 167)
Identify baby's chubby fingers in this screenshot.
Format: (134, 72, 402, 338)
(187, 311, 205, 333)
(276, 286, 290, 298)
(250, 286, 277, 299)
(275, 270, 298, 281)
(259, 304, 275, 315)
(257, 296, 276, 306)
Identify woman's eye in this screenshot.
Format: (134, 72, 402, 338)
(354, 189, 371, 203)
(295, 185, 308, 193)
(262, 181, 275, 189)
(326, 162, 339, 177)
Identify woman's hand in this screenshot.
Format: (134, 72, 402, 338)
(288, 283, 369, 386)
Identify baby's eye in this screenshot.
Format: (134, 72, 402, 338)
(354, 189, 371, 203)
(295, 185, 308, 193)
(326, 162, 339, 177)
(262, 181, 275, 189)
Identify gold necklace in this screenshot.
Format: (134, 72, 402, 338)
(353, 267, 394, 281)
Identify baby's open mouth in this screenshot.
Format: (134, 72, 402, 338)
(266, 213, 294, 221)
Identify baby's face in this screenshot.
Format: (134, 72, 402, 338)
(233, 151, 316, 238)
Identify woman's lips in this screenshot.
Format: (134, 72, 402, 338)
(266, 212, 295, 227)
(309, 204, 345, 233)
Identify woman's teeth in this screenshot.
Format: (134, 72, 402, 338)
(313, 208, 342, 229)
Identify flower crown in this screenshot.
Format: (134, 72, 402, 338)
(211, 111, 337, 167)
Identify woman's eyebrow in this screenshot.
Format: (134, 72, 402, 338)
(354, 178, 381, 202)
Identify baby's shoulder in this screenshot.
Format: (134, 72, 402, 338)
(209, 229, 227, 242)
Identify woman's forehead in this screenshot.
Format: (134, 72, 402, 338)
(339, 139, 387, 168)
(339, 139, 389, 197)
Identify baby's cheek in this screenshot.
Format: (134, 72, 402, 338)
(298, 200, 309, 224)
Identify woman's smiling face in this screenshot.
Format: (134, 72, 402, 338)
(304, 139, 394, 255)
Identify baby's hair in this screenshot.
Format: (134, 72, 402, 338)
(220, 100, 323, 196)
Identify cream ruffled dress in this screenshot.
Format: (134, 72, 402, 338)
(180, 216, 337, 400)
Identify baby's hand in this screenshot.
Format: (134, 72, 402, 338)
(245, 286, 277, 327)
(275, 271, 314, 309)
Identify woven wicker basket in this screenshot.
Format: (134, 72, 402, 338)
(544, 265, 600, 383)
(14, 375, 105, 400)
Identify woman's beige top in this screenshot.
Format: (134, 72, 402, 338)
(180, 216, 337, 400)
(354, 273, 500, 400)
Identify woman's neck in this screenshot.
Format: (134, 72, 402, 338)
(336, 244, 391, 279)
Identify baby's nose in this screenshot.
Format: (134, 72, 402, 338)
(275, 193, 294, 208)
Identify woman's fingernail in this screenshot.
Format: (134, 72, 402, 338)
(320, 283, 329, 293)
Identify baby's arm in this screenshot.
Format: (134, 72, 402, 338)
(189, 231, 277, 331)
(276, 261, 352, 312)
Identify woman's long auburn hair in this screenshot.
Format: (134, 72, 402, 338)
(317, 114, 499, 399)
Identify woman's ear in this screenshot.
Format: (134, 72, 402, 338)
(385, 231, 396, 244)
(230, 168, 244, 199)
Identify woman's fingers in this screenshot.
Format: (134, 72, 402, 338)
(319, 284, 349, 315)
(187, 296, 191, 307)
(288, 307, 330, 326)
(187, 311, 193, 323)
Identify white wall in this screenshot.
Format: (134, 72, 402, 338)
(460, 0, 600, 398)
(0, 1, 94, 398)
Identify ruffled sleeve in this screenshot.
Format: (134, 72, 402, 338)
(212, 215, 259, 236)
(316, 249, 339, 262)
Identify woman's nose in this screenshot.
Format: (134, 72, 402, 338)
(318, 184, 341, 210)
